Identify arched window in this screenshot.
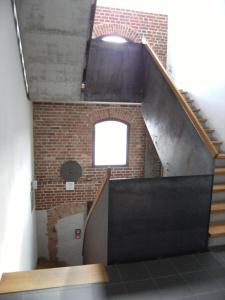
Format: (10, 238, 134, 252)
(93, 120, 129, 166)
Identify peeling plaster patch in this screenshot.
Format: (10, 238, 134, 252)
(56, 213, 85, 265)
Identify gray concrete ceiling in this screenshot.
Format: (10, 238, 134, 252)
(15, 0, 96, 101)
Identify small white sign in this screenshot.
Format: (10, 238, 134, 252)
(65, 182, 75, 191)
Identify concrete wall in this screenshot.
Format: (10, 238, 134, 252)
(0, 0, 37, 277)
(167, 0, 225, 151)
(15, 0, 95, 101)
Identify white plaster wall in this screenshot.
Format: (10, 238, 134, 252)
(36, 210, 48, 259)
(167, 0, 225, 150)
(56, 213, 86, 266)
(0, 0, 37, 278)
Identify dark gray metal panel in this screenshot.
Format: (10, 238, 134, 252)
(85, 40, 144, 102)
(15, 0, 95, 101)
(108, 176, 213, 264)
(144, 133, 162, 178)
(142, 47, 214, 176)
(83, 182, 109, 265)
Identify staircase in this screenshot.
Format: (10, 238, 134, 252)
(180, 90, 225, 246)
(82, 41, 222, 266)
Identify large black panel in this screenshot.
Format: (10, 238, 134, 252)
(85, 40, 144, 102)
(108, 176, 213, 264)
(142, 47, 214, 176)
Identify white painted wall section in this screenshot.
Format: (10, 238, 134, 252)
(167, 0, 225, 150)
(0, 0, 37, 278)
(36, 210, 49, 259)
(56, 213, 86, 266)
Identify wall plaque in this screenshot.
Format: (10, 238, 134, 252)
(60, 160, 82, 181)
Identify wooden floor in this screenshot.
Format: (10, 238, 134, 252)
(0, 264, 108, 294)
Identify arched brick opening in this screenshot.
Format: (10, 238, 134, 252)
(47, 203, 86, 261)
(88, 107, 136, 124)
(93, 23, 141, 43)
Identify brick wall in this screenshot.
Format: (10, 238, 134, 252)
(94, 6, 168, 66)
(33, 103, 161, 210)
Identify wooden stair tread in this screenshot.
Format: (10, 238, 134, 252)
(213, 184, 225, 192)
(204, 128, 215, 132)
(209, 222, 225, 237)
(211, 201, 225, 213)
(215, 168, 225, 175)
(180, 90, 189, 95)
(218, 153, 225, 159)
(0, 264, 108, 294)
(211, 141, 223, 145)
(205, 129, 215, 133)
(198, 118, 207, 123)
(192, 108, 200, 113)
(179, 91, 193, 101)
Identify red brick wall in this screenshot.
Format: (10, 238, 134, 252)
(34, 103, 150, 210)
(94, 6, 168, 66)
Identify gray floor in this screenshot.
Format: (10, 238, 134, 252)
(1, 248, 225, 300)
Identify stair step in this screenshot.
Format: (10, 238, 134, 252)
(209, 221, 225, 237)
(0, 264, 108, 294)
(212, 141, 223, 145)
(215, 168, 225, 175)
(209, 235, 225, 247)
(179, 90, 188, 95)
(218, 153, 225, 159)
(179, 91, 193, 101)
(192, 108, 200, 113)
(211, 201, 225, 213)
(205, 129, 215, 134)
(198, 118, 207, 123)
(213, 184, 225, 192)
(186, 99, 194, 103)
